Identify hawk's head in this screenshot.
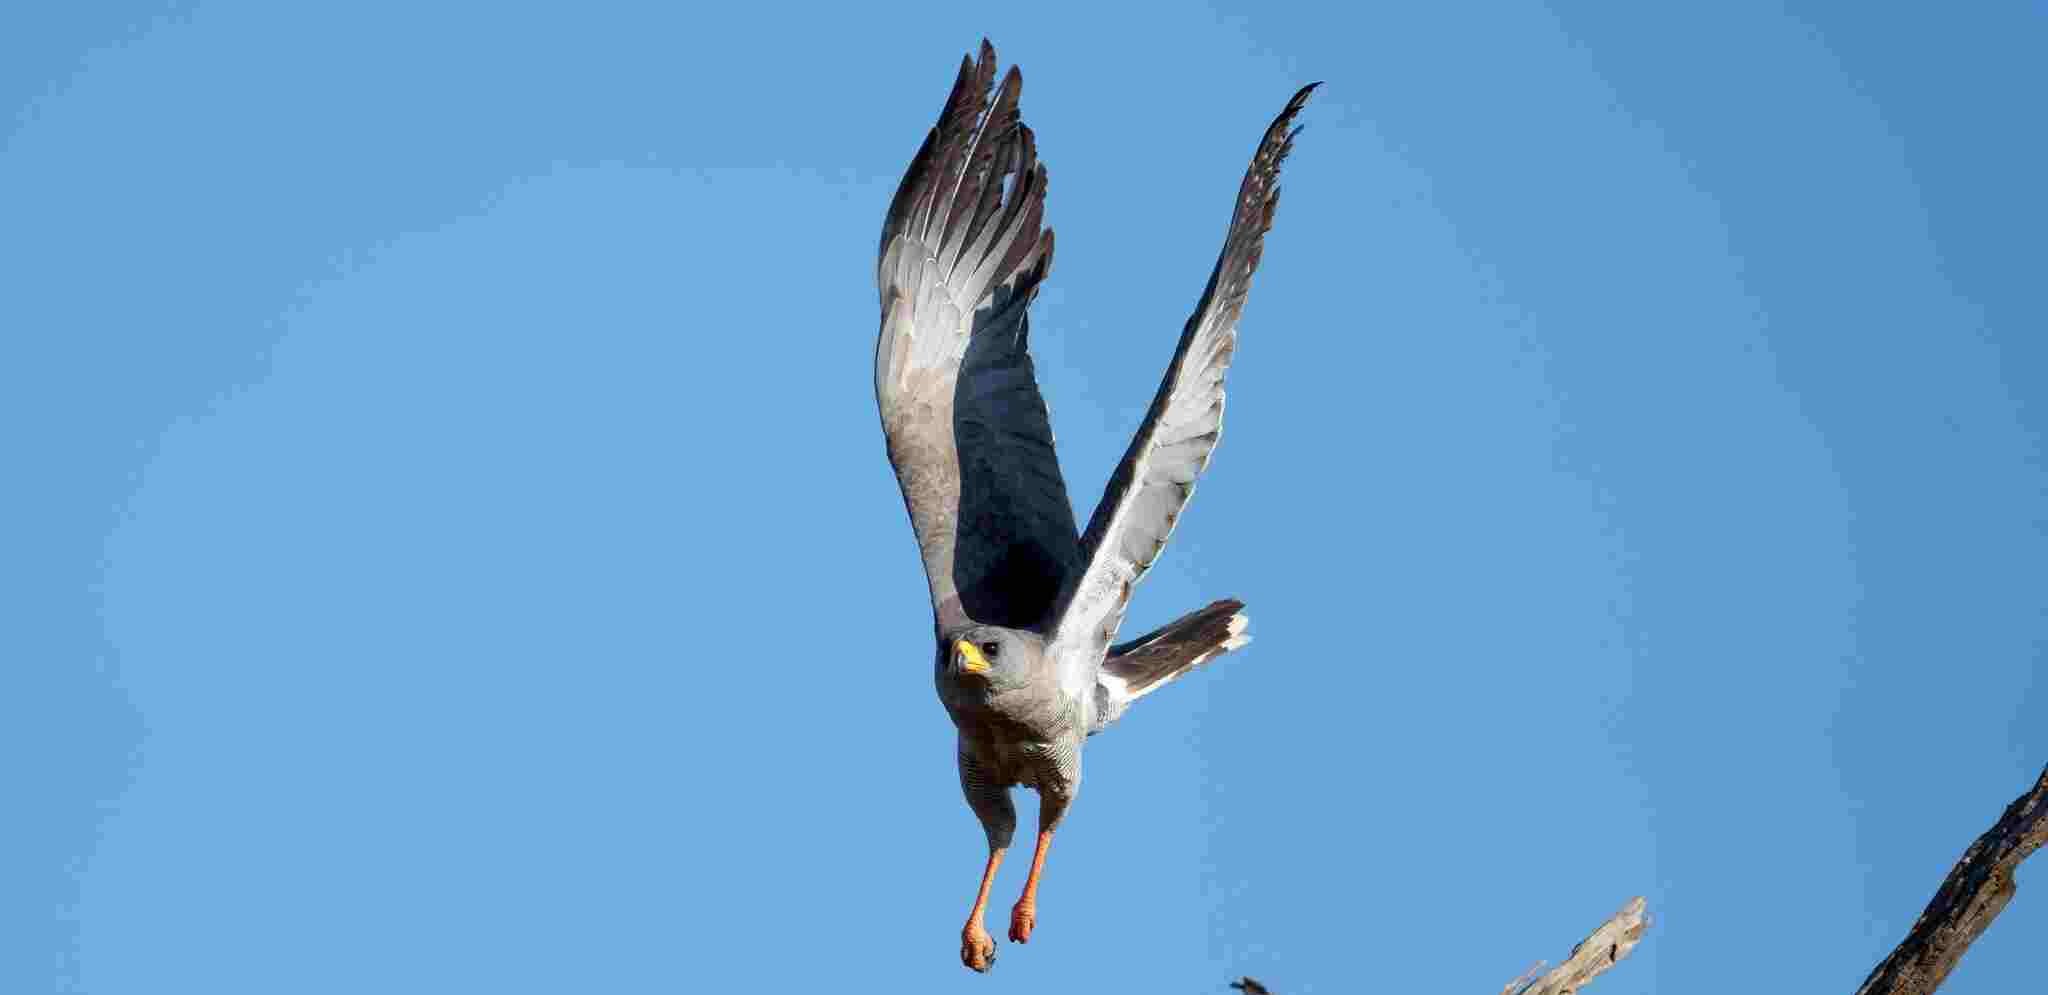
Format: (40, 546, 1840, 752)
(939, 626, 1042, 693)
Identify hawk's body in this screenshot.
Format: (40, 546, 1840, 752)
(873, 40, 1313, 972)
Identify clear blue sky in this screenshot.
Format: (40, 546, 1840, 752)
(5, 2, 2043, 992)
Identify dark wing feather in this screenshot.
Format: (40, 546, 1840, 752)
(876, 41, 1081, 630)
(1049, 83, 1318, 688)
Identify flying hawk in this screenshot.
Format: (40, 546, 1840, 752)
(873, 39, 1315, 972)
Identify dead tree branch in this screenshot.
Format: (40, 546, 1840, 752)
(1854, 762, 2048, 995)
(1229, 761, 2045, 995)
(1230, 897, 1649, 995)
(1503, 896, 1650, 995)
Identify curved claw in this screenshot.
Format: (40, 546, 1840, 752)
(961, 923, 998, 972)
(1008, 901, 1036, 944)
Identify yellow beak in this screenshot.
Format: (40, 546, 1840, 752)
(954, 639, 991, 675)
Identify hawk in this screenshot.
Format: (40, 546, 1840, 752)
(873, 39, 1315, 972)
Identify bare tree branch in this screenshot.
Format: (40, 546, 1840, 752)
(1230, 898, 1649, 995)
(1229, 761, 2045, 995)
(1854, 762, 2048, 995)
(1505, 897, 1650, 995)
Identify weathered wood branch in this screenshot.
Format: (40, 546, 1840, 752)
(1854, 762, 2048, 995)
(1229, 896, 1649, 995)
(1503, 896, 1649, 995)
(1228, 762, 2046, 995)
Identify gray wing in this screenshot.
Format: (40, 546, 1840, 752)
(1047, 83, 1318, 688)
(875, 41, 1081, 631)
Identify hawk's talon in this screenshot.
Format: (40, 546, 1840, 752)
(961, 923, 998, 972)
(1008, 901, 1036, 943)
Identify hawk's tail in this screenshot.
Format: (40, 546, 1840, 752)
(1091, 599, 1249, 731)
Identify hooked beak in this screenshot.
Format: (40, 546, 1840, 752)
(953, 639, 991, 675)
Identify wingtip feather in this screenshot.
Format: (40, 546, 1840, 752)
(881, 39, 1053, 313)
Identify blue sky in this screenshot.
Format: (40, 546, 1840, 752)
(5, 2, 2043, 992)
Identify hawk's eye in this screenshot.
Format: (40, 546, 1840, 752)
(980, 641, 1001, 659)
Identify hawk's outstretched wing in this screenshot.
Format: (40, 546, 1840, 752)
(1048, 83, 1318, 687)
(876, 42, 1081, 631)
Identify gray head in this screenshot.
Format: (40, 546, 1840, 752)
(939, 625, 1043, 693)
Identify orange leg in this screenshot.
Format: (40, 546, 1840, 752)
(1008, 829, 1054, 943)
(960, 847, 1005, 972)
